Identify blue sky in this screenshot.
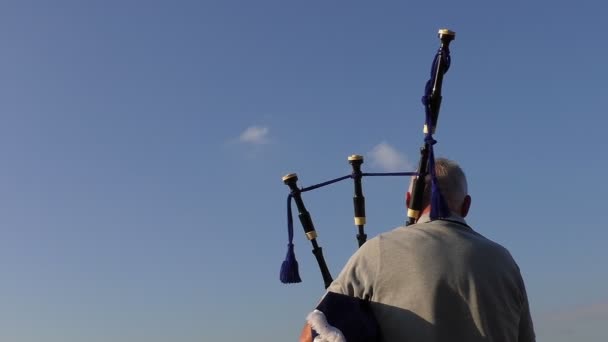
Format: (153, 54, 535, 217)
(1, 1, 607, 341)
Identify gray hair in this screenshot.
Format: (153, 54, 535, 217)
(420, 158, 468, 214)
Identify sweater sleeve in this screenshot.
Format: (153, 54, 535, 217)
(325, 237, 380, 300)
(518, 280, 536, 342)
(309, 238, 382, 342)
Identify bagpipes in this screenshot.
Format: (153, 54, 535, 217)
(280, 29, 456, 290)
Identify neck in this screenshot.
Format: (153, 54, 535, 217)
(421, 206, 432, 215)
(416, 206, 464, 223)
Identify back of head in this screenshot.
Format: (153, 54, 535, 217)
(421, 158, 468, 215)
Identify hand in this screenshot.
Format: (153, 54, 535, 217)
(299, 323, 312, 342)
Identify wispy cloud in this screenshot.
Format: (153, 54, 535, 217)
(541, 299, 608, 323)
(368, 142, 413, 172)
(238, 125, 270, 145)
(535, 299, 608, 340)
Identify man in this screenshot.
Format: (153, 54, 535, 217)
(300, 158, 535, 342)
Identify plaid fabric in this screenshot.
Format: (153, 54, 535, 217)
(308, 292, 381, 342)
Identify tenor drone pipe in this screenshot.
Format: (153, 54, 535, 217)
(282, 173, 334, 289)
(348, 155, 367, 247)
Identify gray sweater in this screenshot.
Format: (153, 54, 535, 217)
(325, 217, 535, 342)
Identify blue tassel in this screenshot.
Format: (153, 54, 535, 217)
(281, 194, 301, 283)
(280, 243, 302, 283)
(424, 101, 450, 221)
(430, 180, 451, 219)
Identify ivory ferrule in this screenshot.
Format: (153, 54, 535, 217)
(282, 173, 297, 182)
(423, 124, 437, 135)
(354, 217, 366, 225)
(407, 208, 420, 219)
(438, 29, 455, 37)
(305, 231, 318, 240)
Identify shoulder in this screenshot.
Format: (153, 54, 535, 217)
(326, 237, 381, 298)
(348, 234, 383, 262)
(384, 220, 517, 261)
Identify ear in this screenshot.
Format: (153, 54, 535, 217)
(460, 195, 471, 218)
(406, 191, 411, 208)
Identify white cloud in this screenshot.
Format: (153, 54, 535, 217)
(368, 142, 413, 172)
(238, 125, 270, 145)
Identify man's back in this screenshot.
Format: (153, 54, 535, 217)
(326, 219, 535, 342)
